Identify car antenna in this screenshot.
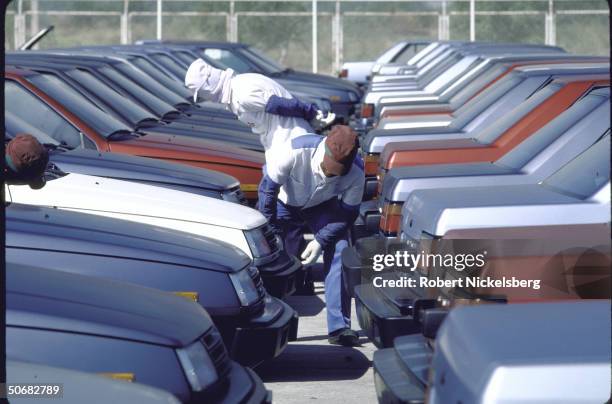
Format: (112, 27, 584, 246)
(19, 25, 55, 50)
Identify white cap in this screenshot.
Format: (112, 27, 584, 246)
(184, 58, 223, 102)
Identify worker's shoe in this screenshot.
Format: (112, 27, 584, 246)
(328, 328, 360, 347)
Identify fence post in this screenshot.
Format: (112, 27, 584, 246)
(545, 0, 556, 45)
(30, 0, 39, 45)
(469, 0, 475, 41)
(438, 0, 449, 40)
(312, 0, 318, 73)
(121, 0, 129, 44)
(228, 0, 237, 42)
(332, 0, 341, 74)
(156, 0, 162, 40)
(14, 0, 26, 49)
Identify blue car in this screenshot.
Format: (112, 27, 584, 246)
(6, 203, 298, 367)
(7, 263, 271, 403)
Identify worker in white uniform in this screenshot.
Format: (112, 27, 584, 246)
(184, 58, 335, 161)
(259, 125, 364, 346)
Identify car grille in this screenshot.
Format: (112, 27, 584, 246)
(248, 265, 267, 299)
(261, 223, 281, 255)
(201, 327, 232, 378)
(225, 186, 249, 205)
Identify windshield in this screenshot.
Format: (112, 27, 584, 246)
(129, 56, 193, 99)
(98, 65, 176, 118)
(114, 61, 185, 106)
(65, 68, 153, 125)
(542, 132, 610, 199)
(26, 73, 131, 137)
(241, 47, 285, 73)
(200, 48, 249, 72)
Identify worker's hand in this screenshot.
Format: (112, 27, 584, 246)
(300, 239, 322, 265)
(311, 110, 336, 131)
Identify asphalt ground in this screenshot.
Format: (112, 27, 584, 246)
(255, 265, 378, 404)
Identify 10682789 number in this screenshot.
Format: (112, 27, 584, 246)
(3, 384, 63, 398)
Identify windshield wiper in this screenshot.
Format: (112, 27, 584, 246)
(107, 129, 140, 141)
(135, 117, 161, 129)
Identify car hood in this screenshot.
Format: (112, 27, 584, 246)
(51, 148, 239, 191)
(6, 172, 267, 230)
(7, 263, 214, 347)
(432, 301, 610, 403)
(7, 361, 180, 404)
(109, 132, 264, 169)
(6, 203, 250, 273)
(401, 183, 610, 239)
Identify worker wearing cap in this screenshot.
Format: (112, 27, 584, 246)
(4, 133, 49, 190)
(184, 58, 335, 160)
(258, 125, 364, 346)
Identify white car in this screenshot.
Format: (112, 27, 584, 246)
(5, 170, 301, 297)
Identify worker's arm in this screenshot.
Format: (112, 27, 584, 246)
(264, 95, 319, 121)
(314, 160, 365, 249)
(235, 77, 319, 120)
(258, 146, 295, 231)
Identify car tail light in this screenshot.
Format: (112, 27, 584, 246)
(364, 153, 380, 176)
(339, 69, 348, 78)
(361, 103, 374, 118)
(380, 201, 403, 236)
(376, 167, 387, 197)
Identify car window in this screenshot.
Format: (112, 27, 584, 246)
(149, 53, 188, 79)
(26, 73, 131, 137)
(129, 56, 193, 99)
(393, 45, 420, 64)
(65, 68, 153, 124)
(542, 132, 610, 199)
(4, 80, 82, 148)
(5, 111, 60, 146)
(114, 62, 185, 106)
(99, 65, 175, 117)
(377, 42, 407, 64)
(202, 48, 251, 73)
(243, 47, 285, 72)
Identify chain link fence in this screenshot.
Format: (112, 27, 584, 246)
(5, 0, 610, 75)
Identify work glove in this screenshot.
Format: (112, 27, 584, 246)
(300, 239, 322, 266)
(310, 110, 336, 131)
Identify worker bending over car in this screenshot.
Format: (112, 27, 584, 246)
(184, 58, 335, 160)
(258, 125, 364, 346)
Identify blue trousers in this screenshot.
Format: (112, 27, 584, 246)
(276, 199, 352, 334)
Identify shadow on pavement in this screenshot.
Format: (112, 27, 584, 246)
(285, 294, 325, 317)
(255, 344, 372, 382)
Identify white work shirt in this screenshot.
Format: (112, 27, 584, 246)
(228, 73, 312, 159)
(266, 135, 364, 209)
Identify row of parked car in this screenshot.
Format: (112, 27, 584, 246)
(339, 41, 611, 402)
(4, 40, 364, 403)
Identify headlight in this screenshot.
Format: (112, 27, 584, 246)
(229, 268, 261, 306)
(244, 228, 272, 258)
(176, 341, 218, 392)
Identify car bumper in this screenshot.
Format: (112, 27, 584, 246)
(331, 101, 358, 122)
(354, 283, 422, 348)
(256, 252, 301, 299)
(373, 337, 429, 404)
(341, 235, 393, 298)
(230, 296, 297, 367)
(201, 361, 272, 404)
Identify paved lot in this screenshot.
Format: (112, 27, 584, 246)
(255, 279, 378, 404)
